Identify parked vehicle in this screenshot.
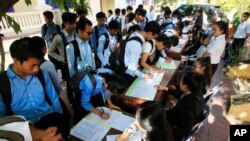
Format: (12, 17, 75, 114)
(176, 4, 224, 26)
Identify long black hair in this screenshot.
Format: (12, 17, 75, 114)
(137, 101, 172, 141)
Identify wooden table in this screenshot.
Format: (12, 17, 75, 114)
(120, 60, 181, 111)
(166, 38, 189, 60)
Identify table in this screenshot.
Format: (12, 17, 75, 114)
(69, 107, 135, 141)
(120, 60, 181, 111)
(167, 37, 189, 60)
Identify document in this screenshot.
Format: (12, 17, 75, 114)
(156, 57, 177, 69)
(126, 71, 164, 100)
(70, 118, 110, 141)
(106, 131, 144, 141)
(86, 107, 135, 131)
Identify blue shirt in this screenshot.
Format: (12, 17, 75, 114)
(90, 25, 108, 53)
(0, 65, 63, 123)
(41, 23, 60, 47)
(79, 68, 113, 111)
(66, 36, 95, 77)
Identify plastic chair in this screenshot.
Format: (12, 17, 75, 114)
(204, 82, 223, 103)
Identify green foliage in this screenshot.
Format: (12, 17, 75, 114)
(49, 0, 90, 13)
(228, 45, 247, 65)
(25, 0, 32, 5)
(215, 0, 237, 12)
(155, 0, 177, 6)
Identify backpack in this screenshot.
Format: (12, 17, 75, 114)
(69, 69, 97, 93)
(109, 33, 143, 73)
(42, 24, 61, 38)
(0, 70, 52, 116)
(0, 116, 26, 141)
(162, 22, 175, 30)
(94, 24, 108, 48)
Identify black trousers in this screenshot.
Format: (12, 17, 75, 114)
(73, 93, 104, 124)
(232, 38, 245, 53)
(211, 64, 218, 76)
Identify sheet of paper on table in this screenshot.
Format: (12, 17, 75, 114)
(70, 118, 110, 141)
(85, 107, 135, 131)
(156, 57, 177, 69)
(125, 70, 165, 100)
(106, 131, 144, 141)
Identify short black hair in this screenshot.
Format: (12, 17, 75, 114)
(34, 113, 70, 140)
(143, 21, 161, 35)
(122, 9, 126, 15)
(108, 20, 119, 30)
(138, 4, 143, 9)
(127, 5, 133, 11)
(76, 18, 92, 32)
(43, 11, 53, 19)
(135, 8, 146, 17)
(243, 12, 250, 17)
(164, 8, 172, 16)
(10, 37, 43, 63)
(108, 9, 113, 15)
(96, 12, 106, 19)
(156, 34, 172, 48)
(31, 36, 46, 56)
(115, 8, 120, 15)
(101, 73, 127, 95)
(76, 9, 88, 15)
(62, 12, 77, 23)
(126, 12, 135, 23)
(170, 36, 179, 46)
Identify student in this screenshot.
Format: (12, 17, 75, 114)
(0, 113, 69, 141)
(112, 8, 121, 24)
(66, 18, 94, 77)
(76, 9, 88, 19)
(126, 5, 133, 14)
(117, 101, 173, 141)
(73, 68, 127, 123)
(157, 72, 207, 141)
(123, 21, 161, 84)
(48, 12, 77, 79)
(203, 21, 227, 75)
(41, 11, 61, 47)
(196, 34, 211, 58)
(232, 12, 250, 52)
(121, 9, 127, 32)
(107, 9, 114, 24)
(192, 57, 212, 88)
(146, 5, 155, 22)
(194, 8, 203, 31)
(140, 34, 171, 72)
(0, 38, 62, 122)
(126, 8, 146, 34)
(97, 20, 120, 68)
(32, 36, 63, 94)
(158, 8, 172, 27)
(91, 12, 108, 53)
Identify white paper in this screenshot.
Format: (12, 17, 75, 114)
(127, 72, 164, 100)
(106, 131, 144, 141)
(70, 118, 110, 141)
(86, 107, 135, 131)
(106, 135, 119, 141)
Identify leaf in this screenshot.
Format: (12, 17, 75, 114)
(25, 0, 32, 5)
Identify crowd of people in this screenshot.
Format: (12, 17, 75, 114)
(0, 2, 249, 141)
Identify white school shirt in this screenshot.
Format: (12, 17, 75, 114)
(126, 20, 138, 32)
(142, 40, 156, 55)
(206, 34, 226, 64)
(0, 118, 32, 141)
(196, 45, 207, 58)
(125, 31, 145, 78)
(146, 11, 155, 22)
(234, 21, 250, 39)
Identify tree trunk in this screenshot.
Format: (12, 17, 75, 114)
(0, 36, 4, 72)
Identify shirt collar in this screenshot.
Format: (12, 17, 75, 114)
(6, 64, 17, 79)
(134, 31, 145, 42)
(214, 34, 225, 40)
(76, 36, 87, 45)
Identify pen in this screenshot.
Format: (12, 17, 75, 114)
(100, 108, 104, 113)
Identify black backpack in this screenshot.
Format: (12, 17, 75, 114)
(42, 24, 61, 38)
(93, 24, 108, 48)
(109, 33, 143, 73)
(0, 116, 26, 141)
(0, 70, 52, 115)
(69, 69, 97, 93)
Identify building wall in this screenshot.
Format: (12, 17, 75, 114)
(101, 0, 115, 14)
(13, 0, 37, 12)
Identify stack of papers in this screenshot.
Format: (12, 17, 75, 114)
(156, 57, 177, 69)
(70, 107, 135, 141)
